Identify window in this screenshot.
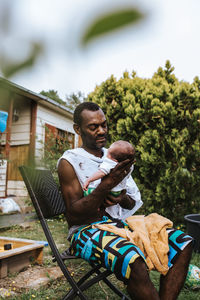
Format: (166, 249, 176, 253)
(45, 124, 75, 156)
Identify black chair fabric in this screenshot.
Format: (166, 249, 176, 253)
(20, 167, 65, 218)
(19, 165, 130, 300)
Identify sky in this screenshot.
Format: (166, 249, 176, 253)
(1, 0, 200, 100)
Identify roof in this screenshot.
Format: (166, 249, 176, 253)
(0, 76, 73, 119)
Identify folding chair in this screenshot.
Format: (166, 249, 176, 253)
(19, 165, 130, 300)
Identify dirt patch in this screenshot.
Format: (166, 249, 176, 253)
(0, 265, 66, 296)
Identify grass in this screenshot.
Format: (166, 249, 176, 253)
(0, 217, 200, 300)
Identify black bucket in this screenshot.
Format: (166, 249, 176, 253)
(184, 214, 200, 253)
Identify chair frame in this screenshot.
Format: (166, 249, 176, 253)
(19, 165, 130, 300)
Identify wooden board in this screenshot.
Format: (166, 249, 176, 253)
(4, 145, 29, 181)
(0, 237, 44, 278)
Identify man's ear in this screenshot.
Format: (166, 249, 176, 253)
(73, 124, 81, 135)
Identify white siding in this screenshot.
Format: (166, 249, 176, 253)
(7, 180, 28, 197)
(35, 104, 77, 162)
(0, 160, 7, 197)
(1, 101, 31, 146)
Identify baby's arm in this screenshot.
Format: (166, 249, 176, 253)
(83, 170, 106, 191)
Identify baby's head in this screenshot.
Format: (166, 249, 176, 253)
(107, 140, 135, 162)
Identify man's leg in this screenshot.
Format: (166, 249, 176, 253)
(159, 242, 193, 300)
(127, 257, 160, 300)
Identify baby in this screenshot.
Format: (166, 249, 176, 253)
(83, 140, 135, 196)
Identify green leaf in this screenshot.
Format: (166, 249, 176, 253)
(82, 8, 144, 46)
(1, 42, 42, 78)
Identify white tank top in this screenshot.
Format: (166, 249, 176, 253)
(57, 147, 143, 220)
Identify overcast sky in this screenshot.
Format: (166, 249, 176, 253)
(1, 0, 200, 99)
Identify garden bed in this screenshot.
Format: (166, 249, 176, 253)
(0, 236, 44, 278)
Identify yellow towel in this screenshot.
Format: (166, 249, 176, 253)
(93, 213, 173, 275)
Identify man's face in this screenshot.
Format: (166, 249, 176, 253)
(79, 109, 108, 150)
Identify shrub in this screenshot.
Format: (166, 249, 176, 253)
(38, 125, 70, 183)
(88, 61, 200, 224)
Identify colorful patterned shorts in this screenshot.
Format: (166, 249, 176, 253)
(69, 216, 193, 283)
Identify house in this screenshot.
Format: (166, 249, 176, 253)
(0, 77, 79, 198)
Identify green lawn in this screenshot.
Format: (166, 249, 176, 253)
(0, 217, 199, 300)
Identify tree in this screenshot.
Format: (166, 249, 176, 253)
(40, 90, 85, 111)
(88, 61, 200, 224)
(65, 91, 85, 111)
(40, 90, 66, 106)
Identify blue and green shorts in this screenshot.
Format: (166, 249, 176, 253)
(69, 216, 193, 283)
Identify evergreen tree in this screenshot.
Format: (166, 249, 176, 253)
(65, 91, 85, 111)
(40, 90, 66, 106)
(40, 89, 85, 112)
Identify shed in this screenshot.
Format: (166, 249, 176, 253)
(0, 77, 79, 198)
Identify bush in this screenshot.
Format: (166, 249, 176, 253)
(88, 61, 200, 224)
(38, 126, 70, 183)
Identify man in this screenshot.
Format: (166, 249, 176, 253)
(58, 102, 193, 300)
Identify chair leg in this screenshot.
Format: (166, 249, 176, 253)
(63, 269, 111, 299)
(76, 264, 108, 287)
(62, 264, 130, 300)
(62, 289, 87, 300)
(102, 277, 130, 300)
(91, 264, 130, 300)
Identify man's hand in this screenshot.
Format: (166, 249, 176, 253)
(99, 157, 134, 191)
(104, 190, 135, 210)
(104, 190, 126, 207)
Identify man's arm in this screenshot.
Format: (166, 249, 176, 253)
(58, 159, 106, 226)
(58, 157, 135, 226)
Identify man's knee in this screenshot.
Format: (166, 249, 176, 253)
(128, 257, 160, 299)
(129, 257, 149, 282)
(185, 241, 194, 254)
(177, 241, 193, 263)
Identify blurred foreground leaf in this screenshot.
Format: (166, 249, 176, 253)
(1, 42, 42, 78)
(82, 8, 144, 46)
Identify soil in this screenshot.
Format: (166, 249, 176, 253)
(0, 265, 64, 296)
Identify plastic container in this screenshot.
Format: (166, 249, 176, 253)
(184, 214, 200, 253)
(0, 110, 8, 133)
